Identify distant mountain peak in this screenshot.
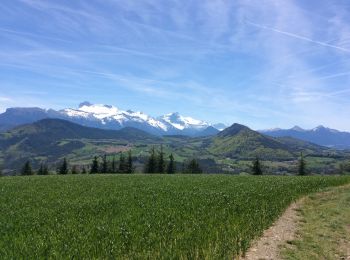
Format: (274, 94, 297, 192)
(312, 125, 325, 131)
(158, 112, 209, 131)
(218, 123, 251, 137)
(212, 123, 227, 131)
(261, 125, 349, 149)
(291, 125, 305, 131)
(78, 101, 93, 108)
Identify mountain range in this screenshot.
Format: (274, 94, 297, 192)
(260, 126, 350, 149)
(1, 118, 344, 174)
(0, 102, 223, 136)
(1, 103, 350, 149)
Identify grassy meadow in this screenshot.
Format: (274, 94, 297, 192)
(0, 175, 350, 259)
(282, 184, 350, 259)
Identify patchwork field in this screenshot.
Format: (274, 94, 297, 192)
(0, 175, 349, 258)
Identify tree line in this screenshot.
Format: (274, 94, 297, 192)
(251, 152, 308, 176)
(19, 147, 203, 175)
(142, 146, 201, 174)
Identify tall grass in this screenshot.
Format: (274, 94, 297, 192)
(0, 175, 349, 258)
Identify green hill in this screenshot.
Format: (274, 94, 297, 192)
(0, 120, 345, 174)
(207, 123, 327, 160)
(0, 119, 158, 170)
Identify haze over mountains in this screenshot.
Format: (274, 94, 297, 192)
(261, 126, 350, 149)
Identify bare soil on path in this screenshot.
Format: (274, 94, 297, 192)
(241, 184, 350, 260)
(240, 199, 303, 260)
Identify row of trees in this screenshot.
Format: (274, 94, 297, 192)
(90, 152, 133, 174)
(251, 153, 307, 175)
(143, 146, 202, 174)
(20, 148, 203, 175)
(21, 161, 50, 176)
(18, 147, 311, 176)
(21, 151, 134, 175)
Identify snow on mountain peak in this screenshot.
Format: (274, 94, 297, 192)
(78, 101, 93, 108)
(55, 103, 224, 135)
(291, 125, 305, 131)
(78, 103, 119, 118)
(159, 112, 209, 130)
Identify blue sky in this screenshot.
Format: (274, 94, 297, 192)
(1, 0, 350, 130)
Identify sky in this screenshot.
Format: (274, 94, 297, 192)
(0, 0, 350, 130)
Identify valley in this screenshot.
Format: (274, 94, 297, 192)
(1, 118, 349, 175)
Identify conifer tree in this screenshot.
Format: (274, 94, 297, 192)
(167, 153, 176, 174)
(157, 145, 165, 173)
(298, 152, 307, 176)
(37, 163, 44, 175)
(181, 162, 186, 174)
(21, 161, 33, 175)
(58, 158, 69, 175)
(81, 167, 87, 174)
(42, 164, 49, 175)
(71, 165, 79, 174)
(126, 150, 133, 173)
(118, 152, 127, 173)
(252, 157, 263, 175)
(37, 163, 49, 175)
(90, 156, 99, 174)
(144, 147, 157, 173)
(111, 156, 117, 173)
(101, 154, 108, 173)
(186, 159, 202, 174)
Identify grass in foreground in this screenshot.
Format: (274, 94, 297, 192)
(0, 175, 349, 259)
(281, 184, 350, 259)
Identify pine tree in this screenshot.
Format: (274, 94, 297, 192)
(37, 163, 49, 175)
(181, 162, 186, 174)
(101, 154, 108, 173)
(118, 152, 128, 173)
(37, 163, 43, 175)
(144, 147, 157, 173)
(111, 156, 117, 173)
(90, 156, 99, 174)
(157, 145, 165, 173)
(58, 158, 69, 175)
(186, 159, 202, 174)
(167, 153, 176, 174)
(252, 157, 263, 175)
(42, 164, 49, 175)
(298, 152, 307, 176)
(126, 150, 133, 173)
(81, 167, 87, 174)
(71, 165, 79, 174)
(21, 161, 33, 175)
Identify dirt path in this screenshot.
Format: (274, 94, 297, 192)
(240, 199, 303, 260)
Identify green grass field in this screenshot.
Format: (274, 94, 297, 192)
(282, 184, 350, 259)
(0, 175, 349, 259)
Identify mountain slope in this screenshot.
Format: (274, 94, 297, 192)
(261, 126, 350, 149)
(0, 107, 60, 132)
(0, 120, 342, 174)
(0, 119, 158, 169)
(208, 123, 328, 160)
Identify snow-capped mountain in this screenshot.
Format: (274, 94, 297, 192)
(59, 102, 169, 135)
(260, 125, 350, 149)
(157, 112, 214, 135)
(0, 102, 223, 136)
